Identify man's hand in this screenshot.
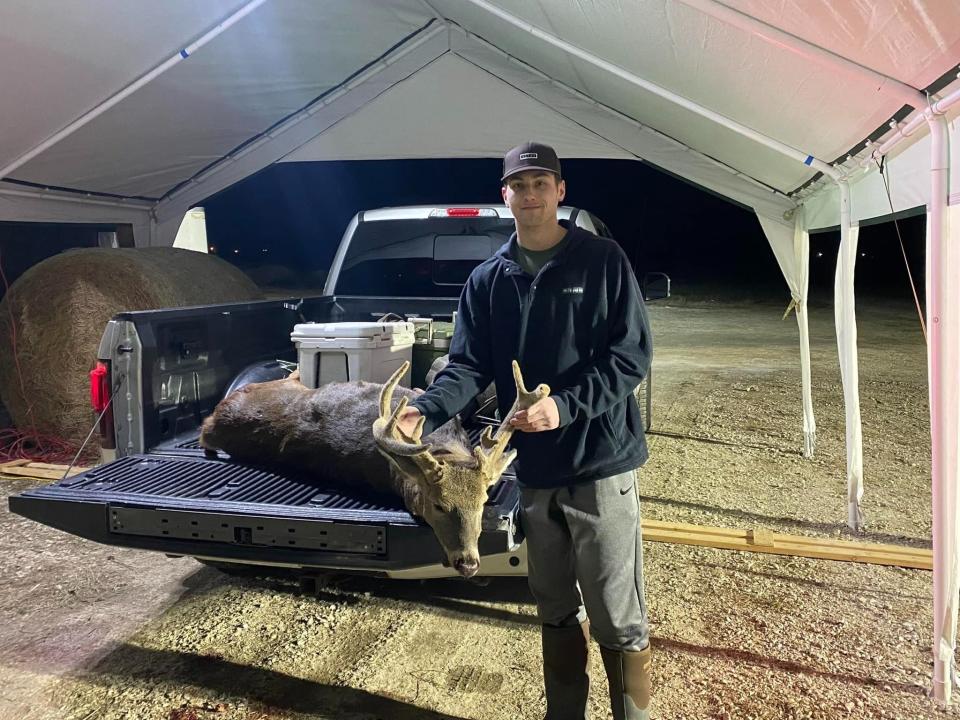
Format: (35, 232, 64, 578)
(509, 396, 560, 432)
(396, 406, 423, 438)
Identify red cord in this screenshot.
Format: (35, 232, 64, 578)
(0, 427, 97, 464)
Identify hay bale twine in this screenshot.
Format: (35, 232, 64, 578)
(0, 247, 264, 450)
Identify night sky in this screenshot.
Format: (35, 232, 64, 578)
(202, 158, 927, 305)
(0, 159, 928, 306)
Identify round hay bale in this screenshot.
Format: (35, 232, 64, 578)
(0, 247, 264, 451)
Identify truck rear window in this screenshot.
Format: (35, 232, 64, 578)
(335, 217, 514, 297)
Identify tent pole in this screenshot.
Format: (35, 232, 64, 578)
(849, 84, 960, 176)
(848, 99, 956, 707)
(928, 114, 955, 706)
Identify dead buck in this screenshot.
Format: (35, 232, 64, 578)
(199, 360, 548, 576)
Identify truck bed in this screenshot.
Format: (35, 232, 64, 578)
(8, 296, 524, 577)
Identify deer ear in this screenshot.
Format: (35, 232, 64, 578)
(489, 449, 516, 486)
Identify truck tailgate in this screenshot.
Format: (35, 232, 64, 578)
(9, 454, 522, 573)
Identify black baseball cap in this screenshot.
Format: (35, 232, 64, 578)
(501, 141, 562, 181)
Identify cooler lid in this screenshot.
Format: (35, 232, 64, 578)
(291, 321, 413, 340)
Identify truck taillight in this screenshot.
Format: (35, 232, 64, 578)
(90, 361, 116, 450)
(429, 208, 499, 218)
(90, 362, 110, 412)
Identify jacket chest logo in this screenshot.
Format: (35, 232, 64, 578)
(561, 286, 584, 295)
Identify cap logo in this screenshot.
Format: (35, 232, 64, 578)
(519, 152, 538, 160)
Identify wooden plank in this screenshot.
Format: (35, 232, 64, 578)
(645, 523, 929, 562)
(1, 466, 70, 480)
(652, 531, 929, 570)
(641, 520, 932, 570)
(0, 459, 32, 469)
(644, 528, 924, 568)
(20, 462, 90, 473)
(0, 465, 88, 480)
(643, 519, 931, 558)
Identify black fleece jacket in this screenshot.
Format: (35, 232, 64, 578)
(412, 223, 652, 488)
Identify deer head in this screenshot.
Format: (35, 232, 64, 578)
(373, 360, 549, 577)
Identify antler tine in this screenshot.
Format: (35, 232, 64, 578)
(383, 394, 410, 436)
(493, 360, 550, 441)
(379, 361, 409, 419)
(372, 361, 443, 477)
(474, 361, 549, 476)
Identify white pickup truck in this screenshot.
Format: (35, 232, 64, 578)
(10, 204, 668, 579)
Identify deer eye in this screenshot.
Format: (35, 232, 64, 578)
(433, 503, 445, 512)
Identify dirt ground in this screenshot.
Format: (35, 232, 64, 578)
(1, 291, 953, 720)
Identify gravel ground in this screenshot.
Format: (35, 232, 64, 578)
(1, 292, 953, 720)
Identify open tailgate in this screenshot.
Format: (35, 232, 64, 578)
(9, 452, 522, 574)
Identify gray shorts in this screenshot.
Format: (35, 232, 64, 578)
(520, 471, 649, 652)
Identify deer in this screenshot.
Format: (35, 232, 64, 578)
(199, 360, 549, 577)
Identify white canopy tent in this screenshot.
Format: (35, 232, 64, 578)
(1, 0, 958, 702)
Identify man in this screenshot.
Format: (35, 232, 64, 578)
(398, 141, 653, 720)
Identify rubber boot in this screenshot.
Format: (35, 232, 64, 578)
(541, 620, 590, 720)
(600, 644, 652, 720)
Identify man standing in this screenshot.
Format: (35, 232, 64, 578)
(399, 142, 653, 720)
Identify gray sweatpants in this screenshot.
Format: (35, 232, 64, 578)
(521, 471, 649, 652)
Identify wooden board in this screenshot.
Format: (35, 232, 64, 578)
(0, 460, 90, 480)
(642, 519, 931, 570)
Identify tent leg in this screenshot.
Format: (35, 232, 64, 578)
(929, 117, 957, 706)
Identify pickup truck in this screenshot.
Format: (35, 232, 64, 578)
(9, 204, 668, 579)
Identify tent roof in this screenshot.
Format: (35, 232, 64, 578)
(1, 0, 958, 237)
(280, 53, 635, 164)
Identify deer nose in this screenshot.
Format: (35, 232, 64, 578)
(455, 557, 480, 577)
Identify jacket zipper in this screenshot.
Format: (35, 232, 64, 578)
(514, 256, 561, 367)
(516, 277, 535, 365)
(504, 227, 574, 370)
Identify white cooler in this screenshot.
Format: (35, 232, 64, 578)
(291, 321, 414, 388)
